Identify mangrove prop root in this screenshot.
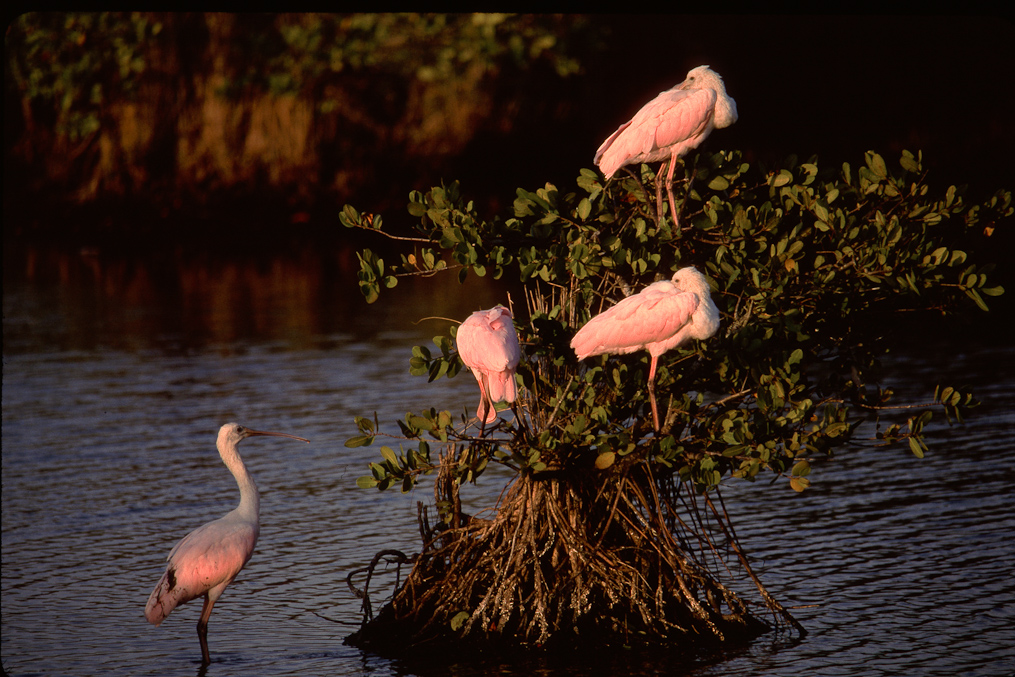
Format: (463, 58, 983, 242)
(347, 549, 413, 625)
(347, 455, 797, 653)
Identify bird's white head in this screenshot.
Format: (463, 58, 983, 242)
(217, 422, 309, 448)
(219, 423, 248, 448)
(679, 65, 723, 91)
(679, 65, 738, 128)
(671, 266, 708, 291)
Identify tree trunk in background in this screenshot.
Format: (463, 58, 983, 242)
(68, 14, 322, 206)
(7, 13, 506, 214)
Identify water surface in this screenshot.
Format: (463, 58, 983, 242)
(3, 247, 1013, 676)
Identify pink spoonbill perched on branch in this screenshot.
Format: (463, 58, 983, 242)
(456, 305, 521, 426)
(595, 65, 738, 226)
(570, 266, 720, 432)
(145, 422, 309, 664)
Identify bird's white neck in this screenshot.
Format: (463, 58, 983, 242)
(219, 441, 260, 521)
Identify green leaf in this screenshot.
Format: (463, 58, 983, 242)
(708, 175, 730, 190)
(789, 476, 810, 492)
(408, 413, 435, 431)
(577, 197, 591, 220)
(867, 151, 888, 179)
(965, 287, 990, 312)
(380, 446, 399, 466)
(900, 150, 920, 173)
(908, 436, 925, 459)
(340, 204, 360, 227)
(791, 459, 811, 476)
(356, 476, 379, 489)
(354, 416, 375, 434)
(771, 169, 793, 187)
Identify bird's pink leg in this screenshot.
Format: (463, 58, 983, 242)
(647, 354, 660, 432)
(654, 162, 667, 224)
(665, 148, 680, 231)
(476, 374, 493, 436)
(197, 593, 215, 664)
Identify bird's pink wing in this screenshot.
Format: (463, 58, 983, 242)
(457, 310, 521, 420)
(595, 88, 716, 177)
(457, 313, 519, 373)
(145, 519, 257, 625)
(484, 314, 520, 402)
(649, 88, 716, 152)
(488, 313, 521, 368)
(572, 286, 699, 359)
(594, 88, 685, 172)
(455, 318, 486, 371)
(594, 120, 632, 166)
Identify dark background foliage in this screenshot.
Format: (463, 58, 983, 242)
(6, 14, 1014, 210)
(5, 12, 1014, 322)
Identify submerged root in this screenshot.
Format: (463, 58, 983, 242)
(347, 456, 794, 654)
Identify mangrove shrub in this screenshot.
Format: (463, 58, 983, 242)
(340, 149, 1010, 653)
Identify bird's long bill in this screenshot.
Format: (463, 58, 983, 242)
(246, 429, 310, 443)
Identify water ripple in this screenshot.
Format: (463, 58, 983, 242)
(3, 321, 1014, 675)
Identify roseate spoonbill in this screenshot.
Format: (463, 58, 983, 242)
(570, 266, 720, 432)
(456, 305, 521, 426)
(595, 65, 738, 226)
(145, 422, 309, 664)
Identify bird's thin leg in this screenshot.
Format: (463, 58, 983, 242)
(197, 594, 215, 664)
(666, 149, 680, 232)
(654, 162, 667, 224)
(647, 355, 660, 432)
(477, 406, 488, 438)
(477, 375, 492, 437)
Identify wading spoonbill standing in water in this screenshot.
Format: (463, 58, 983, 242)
(570, 267, 720, 432)
(145, 422, 309, 664)
(595, 65, 738, 226)
(457, 305, 521, 426)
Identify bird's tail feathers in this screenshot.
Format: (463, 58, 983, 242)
(145, 568, 184, 626)
(487, 371, 517, 405)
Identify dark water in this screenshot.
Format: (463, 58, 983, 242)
(3, 247, 1014, 676)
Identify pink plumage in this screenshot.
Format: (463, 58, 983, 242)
(457, 305, 521, 424)
(570, 267, 720, 430)
(144, 511, 259, 627)
(595, 65, 738, 179)
(144, 423, 308, 664)
(595, 65, 737, 227)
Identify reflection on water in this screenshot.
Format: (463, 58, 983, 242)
(4, 243, 515, 353)
(3, 245, 1015, 676)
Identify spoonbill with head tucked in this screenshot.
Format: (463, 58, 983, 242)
(456, 305, 521, 427)
(595, 65, 738, 226)
(570, 267, 720, 432)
